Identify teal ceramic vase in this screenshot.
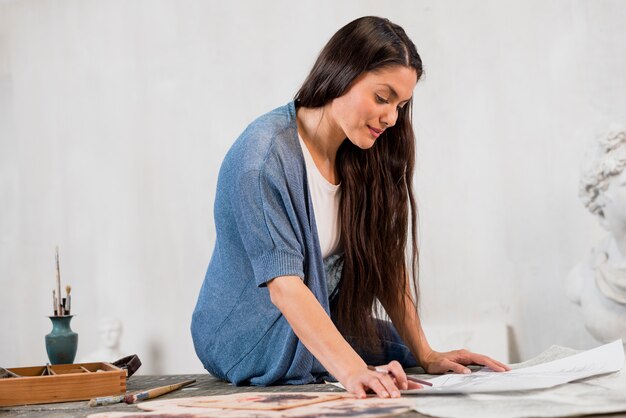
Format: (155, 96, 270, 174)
(45, 315, 78, 364)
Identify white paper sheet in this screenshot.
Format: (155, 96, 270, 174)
(406, 339, 624, 395)
(328, 340, 624, 396)
(412, 341, 626, 418)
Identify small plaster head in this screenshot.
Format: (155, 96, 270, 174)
(98, 317, 123, 349)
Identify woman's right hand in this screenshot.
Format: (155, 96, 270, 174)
(342, 360, 421, 398)
(267, 277, 418, 399)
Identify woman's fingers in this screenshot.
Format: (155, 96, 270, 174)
(407, 380, 423, 390)
(421, 349, 511, 376)
(365, 375, 392, 398)
(486, 357, 511, 371)
(466, 352, 510, 372)
(345, 367, 404, 399)
(352, 385, 367, 399)
(497, 360, 511, 371)
(374, 372, 402, 398)
(440, 358, 471, 374)
(425, 350, 511, 374)
(386, 361, 409, 390)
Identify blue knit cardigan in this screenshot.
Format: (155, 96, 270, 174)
(191, 101, 331, 385)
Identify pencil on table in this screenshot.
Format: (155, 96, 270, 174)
(367, 365, 433, 387)
(406, 375, 434, 386)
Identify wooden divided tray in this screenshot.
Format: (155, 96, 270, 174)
(0, 362, 126, 406)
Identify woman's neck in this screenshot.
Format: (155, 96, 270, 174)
(296, 105, 345, 185)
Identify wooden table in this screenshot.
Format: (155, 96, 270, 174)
(0, 373, 426, 417)
(2, 373, 626, 417)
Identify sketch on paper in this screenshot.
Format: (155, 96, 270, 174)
(406, 339, 624, 394)
(118, 393, 415, 418)
(179, 392, 343, 410)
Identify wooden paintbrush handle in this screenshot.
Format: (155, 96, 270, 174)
(124, 379, 196, 404)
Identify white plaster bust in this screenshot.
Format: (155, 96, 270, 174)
(567, 128, 626, 344)
(80, 317, 126, 363)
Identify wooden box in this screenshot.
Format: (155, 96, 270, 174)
(0, 362, 126, 407)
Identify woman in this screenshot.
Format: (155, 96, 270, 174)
(191, 16, 509, 399)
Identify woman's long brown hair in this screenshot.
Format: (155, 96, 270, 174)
(295, 16, 423, 352)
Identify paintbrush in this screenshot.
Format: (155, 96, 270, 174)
(65, 285, 71, 315)
(55, 247, 62, 316)
(124, 379, 196, 404)
(52, 289, 57, 316)
(88, 379, 196, 407)
(88, 394, 126, 407)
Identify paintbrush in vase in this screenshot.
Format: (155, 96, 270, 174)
(55, 247, 62, 316)
(65, 285, 71, 315)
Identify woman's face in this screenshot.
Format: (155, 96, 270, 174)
(329, 65, 418, 149)
(601, 168, 626, 234)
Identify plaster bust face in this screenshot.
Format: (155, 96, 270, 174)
(579, 129, 626, 221)
(329, 66, 417, 150)
(599, 169, 626, 235)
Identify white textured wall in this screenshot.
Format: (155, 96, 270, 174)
(1, 0, 624, 374)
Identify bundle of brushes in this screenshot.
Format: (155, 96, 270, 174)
(51, 247, 72, 316)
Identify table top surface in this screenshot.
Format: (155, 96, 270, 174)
(2, 373, 626, 418)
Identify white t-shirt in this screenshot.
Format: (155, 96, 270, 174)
(298, 135, 342, 258)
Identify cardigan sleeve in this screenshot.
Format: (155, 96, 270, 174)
(231, 166, 306, 287)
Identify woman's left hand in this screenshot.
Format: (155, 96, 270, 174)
(419, 349, 511, 374)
